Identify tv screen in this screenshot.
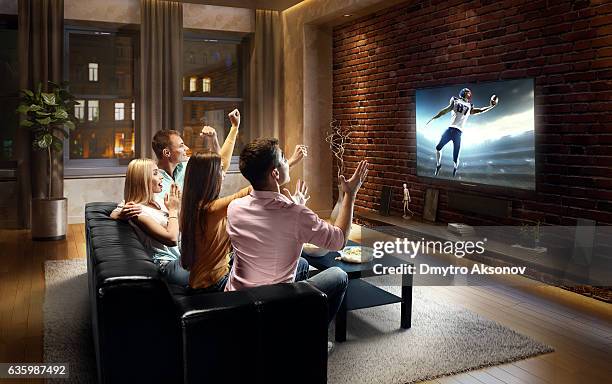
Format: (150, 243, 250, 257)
(416, 79, 535, 190)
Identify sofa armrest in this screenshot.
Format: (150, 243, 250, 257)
(174, 282, 328, 384)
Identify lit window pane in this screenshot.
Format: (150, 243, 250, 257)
(88, 62, 98, 82)
(114, 132, 125, 155)
(202, 77, 211, 93)
(189, 77, 197, 92)
(131, 102, 135, 121)
(114, 102, 125, 120)
(88, 100, 99, 122)
(75, 100, 85, 120)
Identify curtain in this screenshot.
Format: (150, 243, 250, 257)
(140, 0, 183, 158)
(248, 9, 283, 140)
(16, 0, 64, 228)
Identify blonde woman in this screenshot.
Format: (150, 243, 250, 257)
(111, 158, 188, 286)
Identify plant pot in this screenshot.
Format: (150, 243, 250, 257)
(31, 197, 67, 240)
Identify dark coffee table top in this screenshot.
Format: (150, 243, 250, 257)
(302, 241, 411, 279)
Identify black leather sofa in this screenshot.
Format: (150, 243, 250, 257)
(85, 202, 329, 384)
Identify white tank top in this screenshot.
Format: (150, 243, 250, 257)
(448, 97, 472, 131)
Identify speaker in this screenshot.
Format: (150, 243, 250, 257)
(447, 191, 510, 219)
(379, 186, 392, 216)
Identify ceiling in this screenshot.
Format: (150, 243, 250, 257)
(182, 0, 304, 11)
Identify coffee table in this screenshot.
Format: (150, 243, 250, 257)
(303, 243, 413, 342)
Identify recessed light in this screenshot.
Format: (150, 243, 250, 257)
(344, 14, 352, 17)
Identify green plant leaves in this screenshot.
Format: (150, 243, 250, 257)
(36, 117, 52, 125)
(42, 92, 57, 105)
(18, 81, 78, 155)
(38, 134, 53, 149)
(16, 104, 30, 114)
(54, 109, 68, 119)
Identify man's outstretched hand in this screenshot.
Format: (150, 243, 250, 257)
(288, 144, 308, 167)
(282, 179, 310, 206)
(117, 201, 142, 220)
(200, 125, 221, 153)
(339, 160, 369, 198)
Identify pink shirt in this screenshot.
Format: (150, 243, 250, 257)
(225, 190, 345, 292)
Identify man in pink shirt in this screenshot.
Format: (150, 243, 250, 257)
(225, 138, 368, 327)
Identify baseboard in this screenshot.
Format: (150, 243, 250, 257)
(68, 215, 85, 224)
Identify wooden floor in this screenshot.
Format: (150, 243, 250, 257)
(0, 224, 610, 384)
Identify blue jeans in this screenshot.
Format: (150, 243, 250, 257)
(294, 257, 310, 282)
(306, 267, 348, 325)
(157, 259, 190, 286)
(197, 273, 229, 293)
(436, 127, 462, 163)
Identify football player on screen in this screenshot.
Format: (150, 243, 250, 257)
(425, 88, 498, 177)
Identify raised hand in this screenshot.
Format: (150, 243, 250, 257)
(228, 109, 240, 128)
(200, 126, 221, 153)
(282, 179, 310, 206)
(117, 201, 142, 220)
(288, 144, 308, 167)
(164, 183, 181, 213)
(339, 160, 369, 198)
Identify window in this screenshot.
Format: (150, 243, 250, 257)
(88, 63, 98, 82)
(87, 100, 99, 121)
(114, 102, 125, 120)
(65, 27, 138, 173)
(75, 100, 85, 120)
(0, 16, 18, 161)
(183, 36, 247, 159)
(202, 77, 211, 93)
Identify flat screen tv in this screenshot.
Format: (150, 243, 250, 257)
(415, 79, 535, 190)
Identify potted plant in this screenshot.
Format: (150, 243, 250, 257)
(17, 81, 77, 240)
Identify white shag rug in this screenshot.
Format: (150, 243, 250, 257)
(44, 259, 553, 384)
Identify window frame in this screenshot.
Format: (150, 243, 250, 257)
(63, 23, 140, 177)
(183, 32, 245, 172)
(0, 15, 19, 163)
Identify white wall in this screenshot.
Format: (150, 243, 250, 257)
(65, 177, 125, 223)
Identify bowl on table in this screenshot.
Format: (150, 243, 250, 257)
(302, 243, 329, 257)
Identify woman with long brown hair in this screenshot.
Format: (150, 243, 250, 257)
(180, 151, 252, 291)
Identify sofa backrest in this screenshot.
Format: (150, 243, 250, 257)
(85, 202, 182, 384)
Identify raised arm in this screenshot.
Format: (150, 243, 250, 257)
(219, 109, 241, 172)
(288, 145, 308, 168)
(425, 100, 454, 126)
(334, 160, 369, 247)
(472, 101, 497, 115)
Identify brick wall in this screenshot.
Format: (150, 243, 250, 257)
(332, 0, 612, 225)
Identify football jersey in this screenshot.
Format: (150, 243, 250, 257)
(448, 97, 473, 131)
